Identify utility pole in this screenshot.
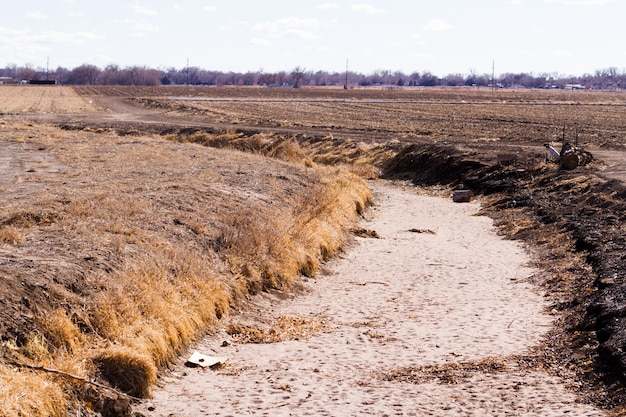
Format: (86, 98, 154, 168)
(186, 58, 189, 86)
(46, 56, 49, 81)
(491, 59, 495, 92)
(344, 59, 349, 89)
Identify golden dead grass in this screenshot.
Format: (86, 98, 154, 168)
(0, 120, 371, 415)
(0, 365, 66, 417)
(0, 227, 24, 244)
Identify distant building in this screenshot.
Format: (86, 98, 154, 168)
(564, 84, 585, 90)
(29, 80, 57, 85)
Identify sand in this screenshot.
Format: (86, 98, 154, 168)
(137, 181, 605, 417)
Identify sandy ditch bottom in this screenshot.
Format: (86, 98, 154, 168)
(138, 181, 604, 417)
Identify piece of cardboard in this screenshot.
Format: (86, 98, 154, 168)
(186, 351, 227, 368)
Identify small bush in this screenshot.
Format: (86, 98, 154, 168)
(92, 346, 156, 398)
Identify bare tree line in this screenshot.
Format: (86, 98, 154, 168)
(1, 62, 626, 90)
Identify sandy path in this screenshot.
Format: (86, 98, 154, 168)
(138, 181, 604, 417)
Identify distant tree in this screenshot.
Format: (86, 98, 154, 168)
(418, 72, 439, 86)
(54, 66, 70, 84)
(443, 73, 464, 86)
(126, 66, 161, 86)
(291, 66, 306, 88)
(17, 64, 38, 82)
(67, 64, 100, 85)
(1, 63, 18, 79)
(241, 71, 259, 86)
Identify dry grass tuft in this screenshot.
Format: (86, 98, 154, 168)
(408, 228, 436, 235)
(92, 346, 156, 398)
(0, 365, 66, 417)
(0, 227, 24, 244)
(382, 357, 510, 385)
(351, 227, 381, 238)
(40, 309, 86, 355)
(2, 211, 56, 228)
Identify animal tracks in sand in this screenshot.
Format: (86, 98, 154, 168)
(139, 181, 605, 417)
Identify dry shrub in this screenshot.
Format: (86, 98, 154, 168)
(40, 309, 86, 355)
(0, 365, 66, 417)
(20, 334, 53, 364)
(344, 162, 381, 179)
(0, 227, 24, 244)
(92, 346, 156, 398)
(1, 211, 56, 228)
(266, 137, 306, 163)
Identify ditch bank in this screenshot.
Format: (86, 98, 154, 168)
(164, 125, 626, 410)
(381, 143, 626, 410)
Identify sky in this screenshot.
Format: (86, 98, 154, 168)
(0, 0, 624, 77)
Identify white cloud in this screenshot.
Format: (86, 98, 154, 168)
(350, 3, 386, 15)
(319, 2, 340, 9)
(411, 34, 427, 46)
(203, 5, 217, 12)
(0, 28, 104, 60)
(38, 30, 105, 44)
(117, 19, 160, 37)
(251, 17, 322, 45)
(254, 17, 320, 32)
(545, 0, 613, 4)
(132, 5, 157, 16)
(26, 10, 48, 20)
(555, 50, 574, 57)
(422, 19, 454, 32)
(282, 29, 321, 40)
(507, 0, 524, 4)
(251, 38, 272, 46)
(409, 52, 436, 61)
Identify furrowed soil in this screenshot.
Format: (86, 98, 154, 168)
(2, 85, 626, 416)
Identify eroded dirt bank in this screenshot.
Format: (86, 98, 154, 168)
(382, 144, 626, 410)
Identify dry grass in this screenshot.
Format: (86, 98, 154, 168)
(0, 365, 66, 417)
(226, 315, 325, 344)
(0, 227, 24, 244)
(381, 355, 540, 385)
(0, 120, 371, 415)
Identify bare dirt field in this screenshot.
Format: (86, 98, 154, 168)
(1, 85, 626, 416)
